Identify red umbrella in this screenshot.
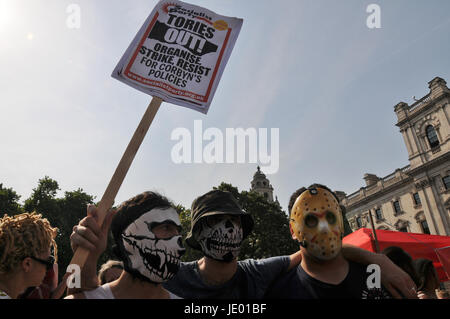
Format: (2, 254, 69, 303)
(343, 228, 450, 282)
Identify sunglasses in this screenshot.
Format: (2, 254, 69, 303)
(29, 255, 55, 271)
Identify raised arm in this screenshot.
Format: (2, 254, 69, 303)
(66, 204, 116, 296)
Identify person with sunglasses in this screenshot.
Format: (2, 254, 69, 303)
(0, 212, 58, 299)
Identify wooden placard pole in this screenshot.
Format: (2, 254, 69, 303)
(68, 96, 163, 269)
(368, 209, 380, 253)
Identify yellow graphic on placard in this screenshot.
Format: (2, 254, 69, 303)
(213, 20, 228, 31)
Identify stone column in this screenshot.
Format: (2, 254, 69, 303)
(415, 178, 440, 235)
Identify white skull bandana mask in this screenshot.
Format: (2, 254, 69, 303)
(121, 207, 185, 283)
(195, 214, 243, 262)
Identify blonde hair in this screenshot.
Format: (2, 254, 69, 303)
(0, 212, 58, 275)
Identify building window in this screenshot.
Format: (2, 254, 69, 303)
(375, 208, 383, 221)
(413, 193, 421, 205)
(393, 200, 401, 215)
(426, 125, 439, 148)
(398, 226, 408, 232)
(443, 175, 450, 190)
(264, 192, 268, 198)
(356, 216, 362, 228)
(395, 219, 408, 232)
(420, 220, 430, 234)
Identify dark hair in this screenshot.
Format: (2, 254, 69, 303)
(98, 260, 124, 285)
(111, 191, 174, 262)
(414, 258, 439, 291)
(288, 183, 339, 215)
(382, 246, 420, 286)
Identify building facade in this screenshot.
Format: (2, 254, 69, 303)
(250, 166, 275, 202)
(340, 77, 450, 236)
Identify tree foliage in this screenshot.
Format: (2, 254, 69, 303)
(177, 204, 203, 262)
(0, 183, 23, 216)
(21, 177, 101, 280)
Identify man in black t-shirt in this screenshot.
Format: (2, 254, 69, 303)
(265, 184, 391, 299)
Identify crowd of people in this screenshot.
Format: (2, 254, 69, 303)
(1, 184, 448, 299)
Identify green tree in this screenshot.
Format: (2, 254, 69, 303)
(56, 189, 96, 278)
(177, 204, 203, 262)
(0, 183, 24, 216)
(23, 176, 60, 219)
(23, 177, 99, 281)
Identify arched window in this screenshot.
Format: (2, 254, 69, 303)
(415, 212, 430, 234)
(426, 125, 439, 148)
(395, 219, 408, 232)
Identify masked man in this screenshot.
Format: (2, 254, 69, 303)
(69, 189, 417, 298)
(163, 189, 299, 298)
(66, 191, 185, 299)
(265, 184, 396, 299)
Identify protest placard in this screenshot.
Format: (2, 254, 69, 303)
(69, 1, 242, 271)
(112, 0, 243, 114)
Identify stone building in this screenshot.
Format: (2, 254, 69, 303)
(250, 166, 275, 202)
(340, 77, 450, 236)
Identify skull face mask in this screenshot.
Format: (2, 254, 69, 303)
(290, 187, 344, 261)
(121, 207, 185, 283)
(194, 214, 243, 262)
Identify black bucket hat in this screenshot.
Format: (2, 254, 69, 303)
(185, 190, 254, 250)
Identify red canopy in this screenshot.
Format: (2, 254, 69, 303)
(343, 228, 450, 282)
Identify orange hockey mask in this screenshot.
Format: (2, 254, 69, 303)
(290, 186, 344, 261)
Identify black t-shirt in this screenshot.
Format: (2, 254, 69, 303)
(265, 261, 391, 299)
(163, 257, 290, 299)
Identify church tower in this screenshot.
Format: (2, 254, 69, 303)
(250, 166, 274, 202)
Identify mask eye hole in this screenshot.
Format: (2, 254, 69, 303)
(152, 223, 180, 238)
(304, 214, 318, 228)
(326, 212, 337, 225)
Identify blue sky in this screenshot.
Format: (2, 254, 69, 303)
(1, 0, 450, 213)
